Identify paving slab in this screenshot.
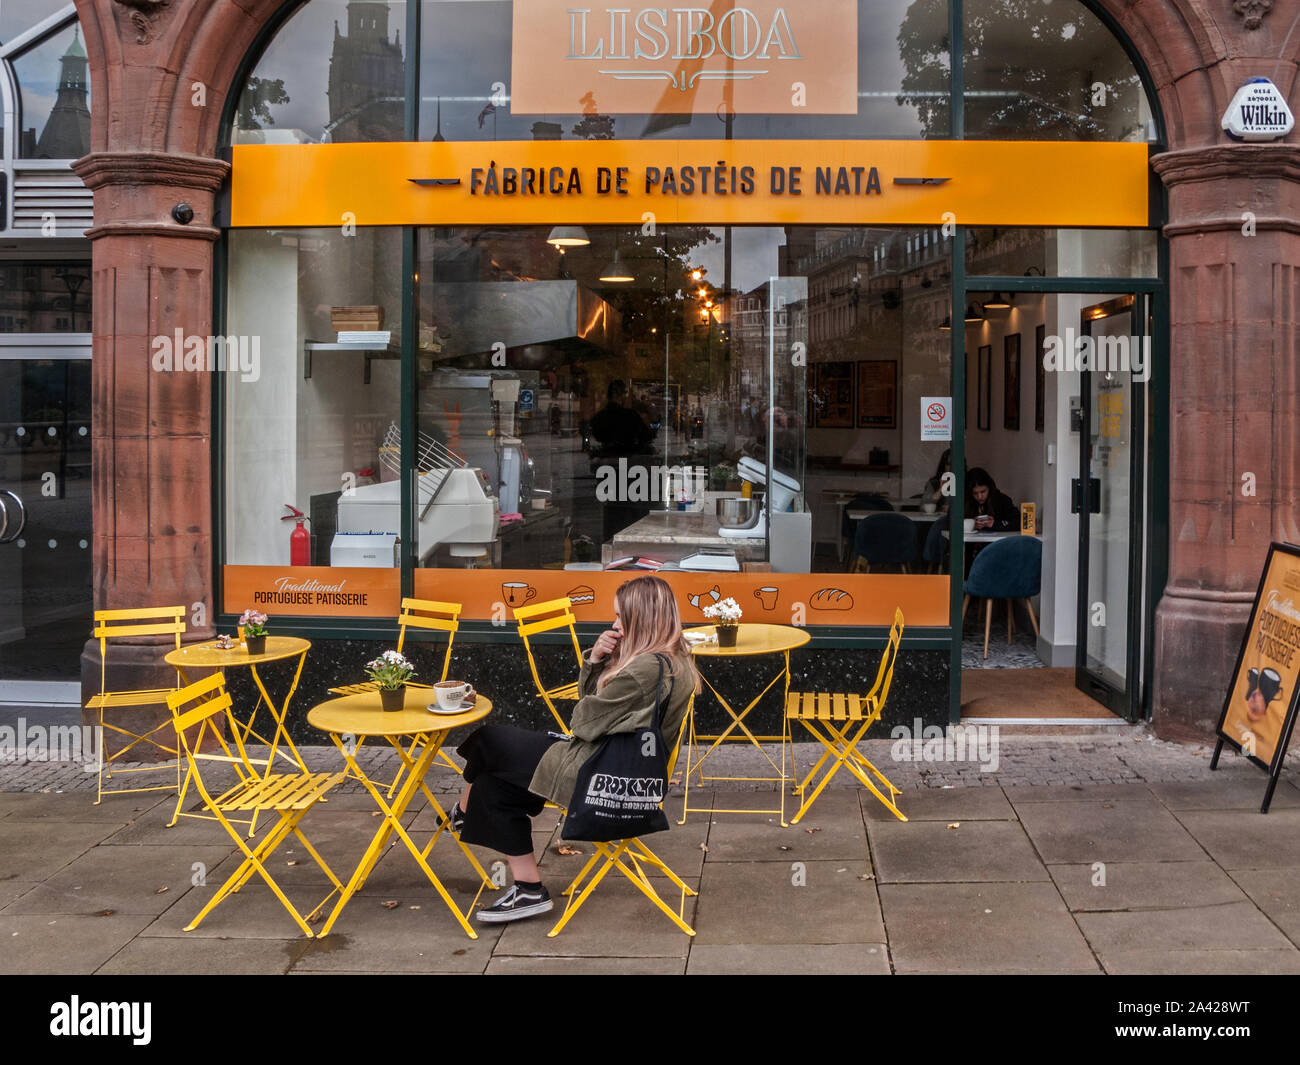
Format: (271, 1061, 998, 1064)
(1224, 868, 1300, 946)
(708, 791, 867, 863)
(0, 820, 124, 879)
(486, 955, 686, 975)
(685, 943, 890, 975)
(494, 876, 699, 957)
(1003, 782, 1158, 805)
(0, 880, 37, 909)
(1096, 949, 1300, 975)
(3, 843, 232, 916)
(869, 820, 1047, 883)
(0, 791, 168, 822)
(287, 897, 503, 973)
(1146, 777, 1300, 810)
(879, 882, 1100, 973)
(139, 881, 352, 940)
(862, 786, 1016, 822)
(1016, 800, 1205, 863)
(1076, 902, 1295, 953)
(0, 913, 153, 974)
(1172, 809, 1300, 870)
(1049, 861, 1249, 912)
(694, 860, 884, 945)
(96, 935, 294, 975)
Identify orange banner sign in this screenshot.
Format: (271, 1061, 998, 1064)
(230, 140, 1151, 230)
(223, 566, 400, 620)
(511, 1, 858, 115)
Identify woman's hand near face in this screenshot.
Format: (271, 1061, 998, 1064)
(590, 628, 621, 662)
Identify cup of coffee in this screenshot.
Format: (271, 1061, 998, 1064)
(434, 680, 475, 711)
(754, 586, 778, 610)
(963, 518, 975, 534)
(502, 582, 537, 608)
(922, 502, 937, 514)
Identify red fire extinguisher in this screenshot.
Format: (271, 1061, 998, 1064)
(283, 504, 311, 566)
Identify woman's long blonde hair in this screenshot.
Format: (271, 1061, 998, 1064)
(598, 575, 701, 694)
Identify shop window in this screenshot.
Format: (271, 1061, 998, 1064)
(231, 0, 408, 144)
(13, 21, 91, 159)
(0, 262, 90, 332)
(965, 228, 1158, 278)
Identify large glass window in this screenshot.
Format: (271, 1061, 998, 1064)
(13, 20, 91, 159)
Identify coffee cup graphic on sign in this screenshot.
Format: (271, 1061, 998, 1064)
(754, 586, 779, 610)
(502, 581, 537, 608)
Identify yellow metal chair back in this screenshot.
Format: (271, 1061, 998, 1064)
(864, 607, 905, 718)
(86, 605, 187, 804)
(547, 687, 698, 938)
(513, 596, 583, 733)
(166, 673, 344, 937)
(394, 597, 462, 683)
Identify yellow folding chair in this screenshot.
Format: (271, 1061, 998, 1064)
(167, 672, 345, 938)
(330, 598, 464, 788)
(86, 606, 186, 805)
(513, 596, 583, 733)
(785, 607, 908, 823)
(548, 700, 697, 937)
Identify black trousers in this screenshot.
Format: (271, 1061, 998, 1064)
(456, 724, 562, 857)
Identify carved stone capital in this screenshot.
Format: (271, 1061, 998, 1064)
(113, 0, 172, 45)
(1233, 0, 1273, 30)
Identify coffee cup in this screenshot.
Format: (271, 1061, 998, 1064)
(963, 518, 975, 534)
(754, 586, 778, 610)
(922, 502, 937, 514)
(434, 680, 475, 710)
(502, 582, 537, 608)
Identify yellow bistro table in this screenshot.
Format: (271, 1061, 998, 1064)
(165, 636, 312, 828)
(306, 689, 495, 939)
(680, 623, 811, 827)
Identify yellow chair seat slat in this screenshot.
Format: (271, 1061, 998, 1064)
(86, 689, 176, 709)
(785, 691, 867, 722)
(219, 772, 344, 812)
(548, 683, 580, 701)
(831, 692, 847, 720)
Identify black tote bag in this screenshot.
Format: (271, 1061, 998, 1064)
(562, 655, 674, 842)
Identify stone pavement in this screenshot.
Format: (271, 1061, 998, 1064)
(4, 725, 1300, 974)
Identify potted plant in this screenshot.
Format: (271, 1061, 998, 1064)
(702, 596, 743, 647)
(571, 533, 594, 563)
(366, 650, 417, 711)
(239, 609, 269, 655)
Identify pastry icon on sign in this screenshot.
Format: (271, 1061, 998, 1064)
(566, 585, 595, 607)
(686, 585, 722, 610)
(810, 587, 854, 611)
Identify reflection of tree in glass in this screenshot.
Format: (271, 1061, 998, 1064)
(898, 0, 1144, 140)
(600, 228, 720, 344)
(238, 76, 290, 131)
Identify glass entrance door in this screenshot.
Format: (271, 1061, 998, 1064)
(1075, 294, 1149, 718)
(0, 356, 92, 681)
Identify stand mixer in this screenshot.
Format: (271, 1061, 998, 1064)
(718, 456, 800, 539)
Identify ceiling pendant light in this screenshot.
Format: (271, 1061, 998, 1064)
(547, 226, 590, 248)
(599, 248, 634, 283)
(939, 316, 952, 331)
(983, 292, 1012, 309)
(964, 302, 985, 322)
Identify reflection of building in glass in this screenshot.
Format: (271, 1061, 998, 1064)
(0, 263, 92, 333)
(327, 2, 404, 142)
(31, 29, 91, 159)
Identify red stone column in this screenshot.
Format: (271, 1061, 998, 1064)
(73, 151, 229, 748)
(1151, 146, 1300, 741)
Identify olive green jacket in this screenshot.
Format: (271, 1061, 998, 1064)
(529, 649, 694, 807)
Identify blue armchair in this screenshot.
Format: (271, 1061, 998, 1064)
(962, 536, 1042, 659)
(852, 512, 918, 573)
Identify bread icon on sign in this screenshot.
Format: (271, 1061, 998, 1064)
(810, 588, 854, 611)
(686, 585, 721, 610)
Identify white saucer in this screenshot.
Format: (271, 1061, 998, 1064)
(427, 700, 475, 714)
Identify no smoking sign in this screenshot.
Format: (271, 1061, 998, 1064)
(921, 396, 951, 441)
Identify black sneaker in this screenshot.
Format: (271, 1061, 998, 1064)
(475, 883, 553, 923)
(437, 802, 465, 833)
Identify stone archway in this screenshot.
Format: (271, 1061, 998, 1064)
(69, 0, 1300, 740)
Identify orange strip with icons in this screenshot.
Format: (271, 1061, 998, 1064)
(413, 570, 949, 627)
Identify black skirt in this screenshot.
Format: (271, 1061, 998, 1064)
(455, 724, 564, 856)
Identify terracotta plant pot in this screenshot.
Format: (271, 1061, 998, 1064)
(716, 624, 738, 647)
(245, 635, 267, 656)
(380, 686, 406, 712)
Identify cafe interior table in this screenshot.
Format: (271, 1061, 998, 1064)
(165, 636, 312, 831)
(680, 623, 811, 827)
(306, 689, 495, 939)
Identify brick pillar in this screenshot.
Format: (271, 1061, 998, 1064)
(73, 151, 229, 753)
(1151, 145, 1300, 742)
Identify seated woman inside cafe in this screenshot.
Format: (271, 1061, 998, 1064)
(966, 467, 1019, 532)
(446, 575, 698, 924)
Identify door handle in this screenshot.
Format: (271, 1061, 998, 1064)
(0, 489, 26, 543)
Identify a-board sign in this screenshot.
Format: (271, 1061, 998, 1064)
(1212, 541, 1300, 812)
